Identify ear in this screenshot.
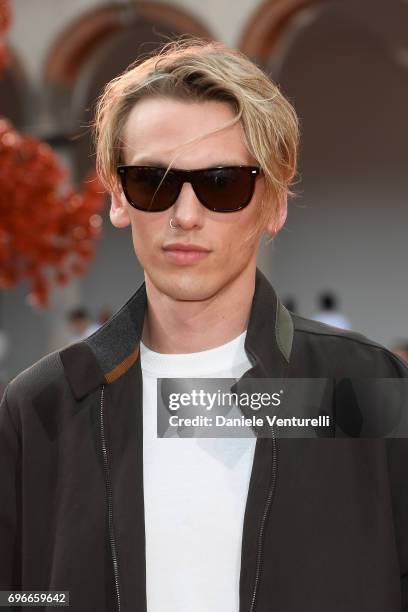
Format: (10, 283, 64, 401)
(110, 189, 131, 229)
(265, 193, 288, 237)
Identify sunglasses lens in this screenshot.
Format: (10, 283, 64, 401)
(122, 167, 179, 211)
(194, 167, 256, 212)
(119, 166, 259, 213)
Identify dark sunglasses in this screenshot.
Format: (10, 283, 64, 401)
(116, 165, 262, 213)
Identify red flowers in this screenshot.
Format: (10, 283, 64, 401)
(0, 119, 105, 306)
(0, 0, 11, 72)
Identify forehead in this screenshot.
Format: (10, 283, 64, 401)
(121, 97, 252, 168)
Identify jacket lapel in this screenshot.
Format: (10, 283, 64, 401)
(60, 282, 147, 400)
(244, 267, 293, 379)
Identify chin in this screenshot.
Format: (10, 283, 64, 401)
(155, 272, 222, 302)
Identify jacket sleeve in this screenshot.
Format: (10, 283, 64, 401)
(388, 432, 408, 611)
(0, 385, 22, 592)
(384, 353, 408, 611)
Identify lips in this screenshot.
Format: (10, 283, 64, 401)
(162, 243, 210, 253)
(162, 243, 211, 265)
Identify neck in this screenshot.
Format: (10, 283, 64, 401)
(141, 266, 257, 354)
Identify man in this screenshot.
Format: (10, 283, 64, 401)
(66, 307, 100, 342)
(312, 291, 352, 330)
(1, 39, 407, 612)
(391, 341, 408, 364)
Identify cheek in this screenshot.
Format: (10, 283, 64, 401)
(128, 215, 162, 259)
(217, 225, 259, 265)
(128, 218, 147, 256)
(234, 210, 263, 250)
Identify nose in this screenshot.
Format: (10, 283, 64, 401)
(170, 182, 204, 230)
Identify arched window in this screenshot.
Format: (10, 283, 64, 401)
(43, 2, 213, 182)
(239, 0, 321, 65)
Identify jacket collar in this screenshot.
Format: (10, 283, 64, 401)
(60, 268, 294, 400)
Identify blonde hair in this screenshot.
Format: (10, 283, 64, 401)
(94, 37, 299, 237)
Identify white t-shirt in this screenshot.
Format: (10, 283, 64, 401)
(140, 331, 256, 612)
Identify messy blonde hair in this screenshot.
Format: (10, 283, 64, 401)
(94, 37, 299, 237)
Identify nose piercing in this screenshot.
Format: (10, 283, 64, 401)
(169, 218, 179, 229)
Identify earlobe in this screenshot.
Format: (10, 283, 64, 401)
(265, 193, 288, 237)
(110, 190, 131, 228)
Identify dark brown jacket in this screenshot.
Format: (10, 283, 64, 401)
(1, 269, 408, 611)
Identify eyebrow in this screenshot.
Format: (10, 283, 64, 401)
(128, 156, 165, 165)
(127, 157, 250, 167)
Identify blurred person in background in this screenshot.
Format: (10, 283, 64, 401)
(312, 290, 352, 330)
(391, 340, 408, 363)
(282, 296, 297, 314)
(67, 306, 100, 342)
(97, 307, 114, 326)
(0, 328, 9, 398)
(1, 38, 408, 612)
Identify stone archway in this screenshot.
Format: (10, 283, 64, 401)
(238, 0, 323, 62)
(44, 2, 212, 89)
(42, 2, 213, 182)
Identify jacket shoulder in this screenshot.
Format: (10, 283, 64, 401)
(5, 349, 67, 414)
(290, 314, 408, 377)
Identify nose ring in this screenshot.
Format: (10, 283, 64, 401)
(169, 218, 179, 229)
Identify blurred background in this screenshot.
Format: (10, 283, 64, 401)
(1, 0, 408, 384)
